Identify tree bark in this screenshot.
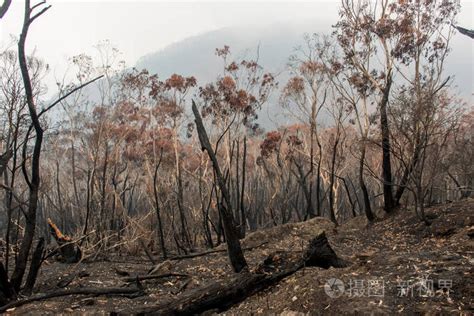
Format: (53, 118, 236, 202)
(23, 238, 45, 294)
(153, 160, 167, 259)
(0, 262, 15, 304)
(0, 0, 12, 19)
(380, 75, 395, 212)
(359, 145, 374, 221)
(10, 0, 50, 291)
(239, 137, 247, 237)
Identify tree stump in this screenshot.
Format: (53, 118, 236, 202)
(47, 219, 81, 263)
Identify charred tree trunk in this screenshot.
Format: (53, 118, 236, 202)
(153, 149, 167, 259)
(1, 150, 13, 274)
(82, 167, 94, 242)
(55, 160, 65, 231)
(199, 167, 214, 248)
(239, 137, 247, 238)
(0, 0, 12, 19)
(293, 159, 316, 221)
(10, 0, 50, 291)
(380, 75, 395, 213)
(0, 262, 15, 304)
(340, 176, 357, 218)
(395, 146, 420, 205)
(192, 100, 247, 273)
(23, 238, 45, 294)
(359, 145, 374, 221)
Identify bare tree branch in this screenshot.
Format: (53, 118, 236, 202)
(454, 25, 474, 39)
(0, 0, 12, 19)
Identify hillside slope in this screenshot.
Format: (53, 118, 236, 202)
(7, 199, 473, 314)
(229, 199, 474, 314)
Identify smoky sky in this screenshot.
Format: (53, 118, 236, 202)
(1, 1, 472, 98)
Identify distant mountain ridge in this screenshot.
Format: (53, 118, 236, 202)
(136, 21, 328, 83)
(135, 21, 332, 128)
(134, 21, 472, 129)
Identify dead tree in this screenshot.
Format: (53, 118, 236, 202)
(192, 100, 247, 273)
(5, 1, 102, 294)
(10, 0, 51, 292)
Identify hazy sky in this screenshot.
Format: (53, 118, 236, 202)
(1, 0, 473, 97)
(0, 1, 340, 89)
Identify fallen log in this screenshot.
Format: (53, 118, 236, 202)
(0, 286, 144, 313)
(122, 273, 189, 283)
(120, 231, 348, 315)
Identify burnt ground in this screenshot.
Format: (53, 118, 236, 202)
(4, 199, 474, 315)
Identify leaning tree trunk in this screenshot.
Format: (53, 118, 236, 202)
(192, 100, 247, 273)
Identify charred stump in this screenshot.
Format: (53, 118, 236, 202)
(47, 219, 81, 263)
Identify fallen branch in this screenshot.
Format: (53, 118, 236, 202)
(0, 286, 144, 313)
(454, 24, 474, 39)
(123, 273, 189, 283)
(167, 241, 268, 261)
(119, 232, 348, 315)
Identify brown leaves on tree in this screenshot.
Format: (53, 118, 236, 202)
(199, 46, 276, 133)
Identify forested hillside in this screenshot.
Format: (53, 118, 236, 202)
(0, 0, 472, 314)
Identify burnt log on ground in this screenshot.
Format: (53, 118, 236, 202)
(0, 285, 145, 313)
(122, 273, 190, 283)
(120, 231, 348, 315)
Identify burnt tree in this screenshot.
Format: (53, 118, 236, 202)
(192, 100, 248, 273)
